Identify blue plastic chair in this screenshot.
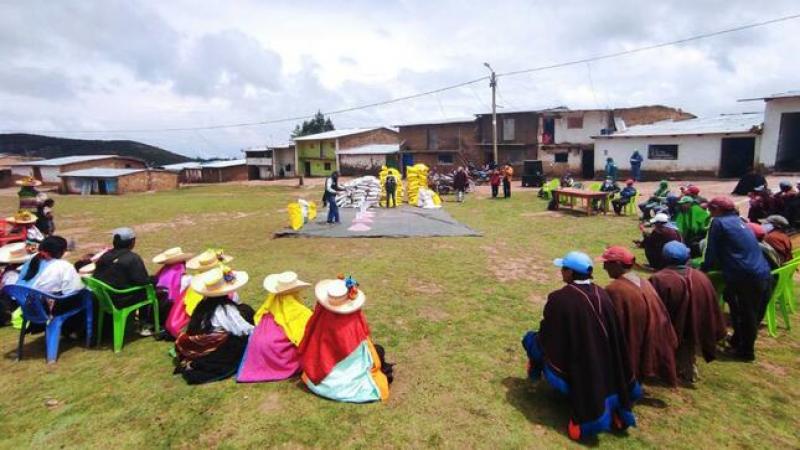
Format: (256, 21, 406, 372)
(3, 285, 93, 363)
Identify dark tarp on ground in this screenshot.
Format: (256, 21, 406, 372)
(274, 206, 481, 238)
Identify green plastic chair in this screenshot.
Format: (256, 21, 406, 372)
(623, 193, 640, 216)
(84, 277, 161, 352)
(765, 261, 799, 337)
(541, 179, 560, 201)
(587, 182, 602, 192)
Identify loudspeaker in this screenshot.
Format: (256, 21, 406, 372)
(521, 175, 545, 187)
(523, 160, 543, 176)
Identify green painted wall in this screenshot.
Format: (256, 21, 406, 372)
(297, 140, 336, 159)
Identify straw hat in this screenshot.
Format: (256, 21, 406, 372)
(6, 210, 37, 225)
(314, 279, 365, 314)
(78, 263, 96, 276)
(152, 247, 193, 265)
(186, 249, 233, 271)
(191, 266, 249, 297)
(0, 242, 30, 264)
(15, 176, 42, 187)
(263, 271, 310, 294)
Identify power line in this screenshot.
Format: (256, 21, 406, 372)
(3, 12, 799, 135)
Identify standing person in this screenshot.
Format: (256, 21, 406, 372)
(453, 167, 468, 203)
(324, 171, 344, 224)
(612, 179, 637, 215)
(702, 197, 773, 361)
(15, 176, 42, 212)
(599, 246, 678, 386)
(384, 171, 398, 208)
(522, 251, 640, 441)
(604, 157, 618, 181)
(649, 241, 726, 385)
(489, 169, 501, 198)
(636, 213, 682, 270)
(502, 163, 513, 198)
(629, 150, 643, 181)
(35, 198, 55, 237)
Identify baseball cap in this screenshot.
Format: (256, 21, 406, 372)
(650, 212, 670, 224)
(553, 251, 593, 275)
(779, 181, 791, 189)
(625, 179, 635, 186)
(686, 185, 700, 195)
(708, 196, 735, 211)
(662, 241, 690, 264)
(597, 246, 635, 265)
(678, 196, 695, 205)
(112, 227, 136, 241)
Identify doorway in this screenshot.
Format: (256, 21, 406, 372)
(776, 112, 800, 171)
(303, 161, 312, 177)
(719, 137, 756, 178)
(581, 149, 595, 179)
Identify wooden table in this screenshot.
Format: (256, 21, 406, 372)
(553, 188, 610, 215)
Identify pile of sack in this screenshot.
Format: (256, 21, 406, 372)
(417, 187, 442, 209)
(379, 166, 404, 204)
(335, 176, 381, 208)
(287, 199, 317, 230)
(406, 164, 430, 206)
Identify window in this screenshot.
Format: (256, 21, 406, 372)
(437, 153, 454, 164)
(503, 118, 515, 141)
(567, 116, 584, 129)
(648, 144, 678, 160)
(427, 128, 439, 150)
(554, 153, 568, 163)
(324, 162, 332, 170)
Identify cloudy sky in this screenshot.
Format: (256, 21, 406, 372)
(1, 0, 798, 158)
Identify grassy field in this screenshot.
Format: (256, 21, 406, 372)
(0, 183, 798, 449)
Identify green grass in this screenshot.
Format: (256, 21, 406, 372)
(0, 184, 798, 449)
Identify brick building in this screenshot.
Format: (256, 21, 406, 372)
(199, 159, 248, 183)
(11, 155, 147, 184)
(293, 127, 399, 177)
(59, 168, 178, 194)
(163, 162, 202, 183)
(396, 117, 479, 173)
(475, 110, 540, 172)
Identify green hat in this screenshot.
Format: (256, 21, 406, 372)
(659, 180, 668, 187)
(678, 196, 695, 205)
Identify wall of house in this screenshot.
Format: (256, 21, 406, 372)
(398, 122, 481, 167)
(274, 147, 296, 177)
(554, 111, 610, 144)
(759, 97, 800, 168)
(593, 135, 750, 177)
(13, 157, 147, 184)
(201, 165, 248, 183)
(539, 147, 585, 176)
(179, 168, 203, 183)
(297, 140, 336, 160)
(613, 105, 695, 127)
(339, 154, 392, 176)
(118, 171, 179, 193)
(338, 129, 400, 149)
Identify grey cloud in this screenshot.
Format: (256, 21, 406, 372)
(0, 66, 78, 99)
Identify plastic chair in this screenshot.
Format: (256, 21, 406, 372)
(765, 261, 799, 337)
(541, 179, 560, 201)
(3, 285, 93, 363)
(623, 193, 640, 216)
(84, 277, 160, 352)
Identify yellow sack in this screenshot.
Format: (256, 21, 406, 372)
(253, 292, 313, 346)
(288, 202, 304, 230)
(433, 193, 442, 206)
(307, 201, 317, 221)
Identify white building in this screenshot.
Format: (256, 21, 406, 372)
(242, 144, 297, 180)
(592, 112, 763, 178)
(740, 91, 800, 171)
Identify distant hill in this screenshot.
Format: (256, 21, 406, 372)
(0, 133, 192, 166)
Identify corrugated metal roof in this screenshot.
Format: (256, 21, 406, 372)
(12, 155, 118, 167)
(337, 144, 400, 155)
(201, 159, 246, 168)
(395, 117, 476, 127)
(593, 112, 763, 139)
(293, 127, 397, 141)
(739, 90, 800, 101)
(59, 168, 145, 178)
(163, 162, 202, 171)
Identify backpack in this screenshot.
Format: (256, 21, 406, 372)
(385, 174, 397, 191)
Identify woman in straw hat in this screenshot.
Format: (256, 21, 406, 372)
(181, 249, 234, 316)
(298, 275, 392, 403)
(0, 243, 30, 326)
(237, 271, 313, 382)
(15, 176, 42, 212)
(153, 247, 193, 303)
(174, 265, 254, 384)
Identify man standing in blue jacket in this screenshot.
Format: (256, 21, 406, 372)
(629, 151, 643, 181)
(701, 196, 773, 361)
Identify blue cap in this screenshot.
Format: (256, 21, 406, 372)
(780, 181, 791, 189)
(662, 241, 690, 264)
(553, 251, 593, 275)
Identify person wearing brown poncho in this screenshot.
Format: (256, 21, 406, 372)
(599, 246, 678, 386)
(649, 241, 726, 384)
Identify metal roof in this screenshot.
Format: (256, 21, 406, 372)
(337, 144, 400, 155)
(739, 90, 800, 102)
(395, 117, 476, 127)
(163, 162, 202, 171)
(12, 155, 119, 167)
(201, 159, 246, 168)
(593, 112, 763, 139)
(59, 168, 145, 178)
(292, 127, 397, 141)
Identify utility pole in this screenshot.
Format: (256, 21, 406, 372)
(484, 63, 498, 166)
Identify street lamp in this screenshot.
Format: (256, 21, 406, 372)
(484, 63, 498, 166)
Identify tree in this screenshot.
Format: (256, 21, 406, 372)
(292, 110, 335, 137)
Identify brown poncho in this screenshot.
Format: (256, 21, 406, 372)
(605, 274, 678, 386)
(649, 267, 726, 363)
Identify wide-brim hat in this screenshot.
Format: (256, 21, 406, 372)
(314, 279, 365, 314)
(186, 250, 233, 271)
(153, 247, 193, 265)
(0, 242, 30, 264)
(79, 263, 96, 276)
(6, 211, 38, 225)
(15, 177, 42, 187)
(191, 267, 249, 297)
(263, 271, 310, 294)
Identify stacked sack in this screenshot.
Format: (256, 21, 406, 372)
(406, 163, 430, 206)
(379, 166, 404, 205)
(335, 176, 382, 208)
